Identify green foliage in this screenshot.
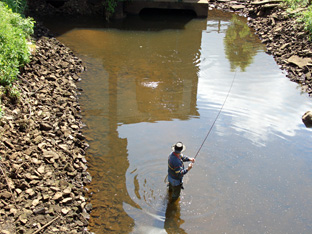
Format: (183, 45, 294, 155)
(1, 0, 27, 15)
(0, 2, 34, 86)
(283, 0, 310, 9)
(102, 0, 122, 14)
(283, 0, 312, 35)
(106, 0, 117, 14)
(302, 5, 312, 33)
(6, 85, 20, 103)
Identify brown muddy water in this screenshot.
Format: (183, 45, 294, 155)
(43, 9, 312, 234)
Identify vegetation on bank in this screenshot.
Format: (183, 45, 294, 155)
(283, 0, 312, 34)
(103, 0, 119, 15)
(2, 0, 27, 15)
(0, 0, 35, 116)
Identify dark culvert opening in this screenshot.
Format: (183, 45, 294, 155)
(46, 0, 66, 8)
(135, 8, 196, 30)
(139, 8, 197, 18)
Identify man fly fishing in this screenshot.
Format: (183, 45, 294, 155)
(168, 142, 195, 202)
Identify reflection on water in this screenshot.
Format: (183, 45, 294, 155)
(164, 200, 186, 234)
(44, 9, 312, 234)
(224, 14, 265, 71)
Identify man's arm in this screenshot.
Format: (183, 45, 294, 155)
(174, 162, 194, 176)
(181, 154, 196, 163)
(175, 164, 188, 176)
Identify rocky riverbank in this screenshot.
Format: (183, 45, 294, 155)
(0, 24, 92, 233)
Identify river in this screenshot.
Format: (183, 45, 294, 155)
(43, 9, 312, 234)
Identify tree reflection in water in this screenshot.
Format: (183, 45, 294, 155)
(224, 14, 265, 72)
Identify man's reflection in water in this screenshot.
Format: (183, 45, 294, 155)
(164, 193, 187, 234)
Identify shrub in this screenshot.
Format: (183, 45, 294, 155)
(5, 85, 21, 104)
(302, 5, 312, 34)
(102, 0, 116, 14)
(1, 0, 27, 15)
(0, 2, 34, 86)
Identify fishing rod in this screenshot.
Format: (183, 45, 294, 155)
(164, 70, 238, 183)
(193, 70, 238, 159)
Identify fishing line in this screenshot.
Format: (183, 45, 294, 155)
(194, 70, 238, 159)
(165, 71, 238, 183)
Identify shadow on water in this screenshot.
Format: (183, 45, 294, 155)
(163, 189, 187, 234)
(164, 201, 187, 234)
(42, 8, 196, 37)
(129, 189, 187, 234)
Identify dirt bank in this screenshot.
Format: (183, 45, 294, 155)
(0, 23, 92, 233)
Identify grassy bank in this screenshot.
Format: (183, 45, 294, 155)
(0, 0, 34, 116)
(283, 0, 312, 35)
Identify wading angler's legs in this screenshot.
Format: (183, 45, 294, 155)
(168, 183, 182, 202)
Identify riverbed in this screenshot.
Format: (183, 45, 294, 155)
(43, 9, 312, 234)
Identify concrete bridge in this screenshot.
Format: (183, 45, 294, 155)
(123, 0, 209, 18)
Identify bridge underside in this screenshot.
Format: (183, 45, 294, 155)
(124, 1, 208, 18)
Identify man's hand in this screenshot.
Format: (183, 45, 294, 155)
(189, 158, 195, 163)
(188, 163, 193, 171)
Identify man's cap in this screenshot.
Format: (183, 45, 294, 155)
(172, 142, 186, 153)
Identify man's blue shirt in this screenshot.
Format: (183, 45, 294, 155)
(168, 152, 190, 186)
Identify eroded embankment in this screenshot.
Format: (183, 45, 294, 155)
(0, 24, 92, 233)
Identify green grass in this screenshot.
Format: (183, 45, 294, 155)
(0, 1, 34, 86)
(301, 5, 312, 33)
(283, 0, 312, 35)
(283, 0, 310, 9)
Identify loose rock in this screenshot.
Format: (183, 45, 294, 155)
(302, 110, 312, 127)
(0, 23, 91, 233)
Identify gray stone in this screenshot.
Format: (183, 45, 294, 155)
(288, 55, 312, 68)
(302, 110, 312, 127)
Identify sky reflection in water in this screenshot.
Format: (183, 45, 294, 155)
(45, 9, 312, 234)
